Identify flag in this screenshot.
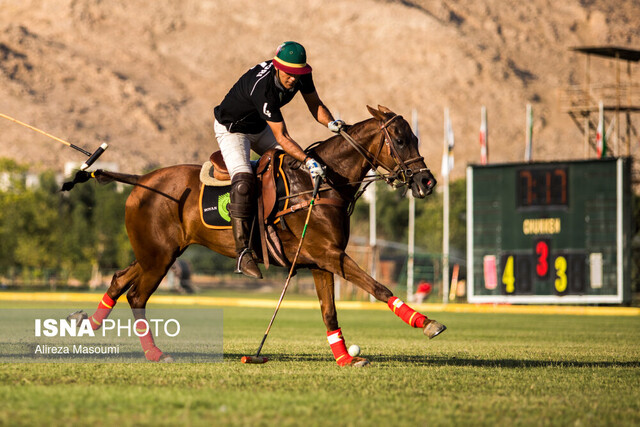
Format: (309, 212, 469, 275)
(596, 101, 606, 158)
(525, 104, 533, 162)
(479, 106, 488, 165)
(442, 108, 454, 176)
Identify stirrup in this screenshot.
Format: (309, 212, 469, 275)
(234, 248, 253, 274)
(235, 248, 262, 279)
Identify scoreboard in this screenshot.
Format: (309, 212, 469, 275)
(467, 158, 632, 304)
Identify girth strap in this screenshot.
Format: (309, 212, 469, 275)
(274, 198, 345, 219)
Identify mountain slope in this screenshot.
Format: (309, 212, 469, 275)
(0, 0, 638, 176)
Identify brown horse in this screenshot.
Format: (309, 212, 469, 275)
(79, 105, 445, 366)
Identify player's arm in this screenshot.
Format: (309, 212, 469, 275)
(267, 120, 325, 180)
(302, 91, 334, 127)
(303, 91, 346, 134)
(266, 120, 307, 163)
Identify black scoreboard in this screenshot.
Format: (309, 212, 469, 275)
(467, 158, 632, 304)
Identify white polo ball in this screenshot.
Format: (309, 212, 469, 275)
(348, 344, 361, 357)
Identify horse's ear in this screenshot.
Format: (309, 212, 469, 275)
(378, 105, 394, 114)
(367, 105, 386, 121)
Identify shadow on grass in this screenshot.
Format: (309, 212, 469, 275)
(372, 354, 640, 368)
(224, 352, 640, 368)
(224, 352, 330, 363)
(0, 351, 223, 363)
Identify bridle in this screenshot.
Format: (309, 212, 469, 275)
(339, 114, 430, 187)
(289, 113, 433, 215)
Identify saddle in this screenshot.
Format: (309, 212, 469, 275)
(201, 150, 282, 219)
(201, 149, 344, 269)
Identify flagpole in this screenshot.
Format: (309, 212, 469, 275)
(480, 106, 488, 165)
(526, 103, 532, 161)
(369, 176, 377, 303)
(442, 108, 451, 305)
(597, 100, 606, 158)
(408, 109, 418, 303)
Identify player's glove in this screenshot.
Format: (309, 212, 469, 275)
(305, 157, 325, 180)
(328, 119, 346, 133)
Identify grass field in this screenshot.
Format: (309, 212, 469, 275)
(0, 297, 639, 426)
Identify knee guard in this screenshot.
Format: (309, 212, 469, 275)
(228, 172, 255, 219)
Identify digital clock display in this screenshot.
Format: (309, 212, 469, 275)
(516, 167, 568, 207)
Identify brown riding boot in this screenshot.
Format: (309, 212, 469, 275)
(228, 172, 262, 279)
(231, 217, 263, 279)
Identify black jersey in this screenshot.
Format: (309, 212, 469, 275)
(214, 60, 316, 134)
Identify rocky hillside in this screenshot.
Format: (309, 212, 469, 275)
(0, 0, 638, 178)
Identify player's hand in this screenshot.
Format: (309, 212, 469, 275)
(328, 119, 346, 133)
(305, 157, 325, 180)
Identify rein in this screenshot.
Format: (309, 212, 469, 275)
(339, 114, 427, 186)
(280, 113, 430, 216)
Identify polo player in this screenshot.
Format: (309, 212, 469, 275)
(213, 41, 345, 279)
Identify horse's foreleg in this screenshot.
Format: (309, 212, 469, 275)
(87, 261, 140, 330)
(315, 250, 446, 339)
(312, 269, 369, 367)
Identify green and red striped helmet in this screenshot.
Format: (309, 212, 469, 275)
(273, 41, 312, 75)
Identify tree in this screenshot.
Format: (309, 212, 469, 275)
(349, 178, 467, 255)
(0, 159, 135, 284)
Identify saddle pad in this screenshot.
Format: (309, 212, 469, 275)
(198, 153, 290, 229)
(199, 183, 232, 229)
(200, 161, 232, 186)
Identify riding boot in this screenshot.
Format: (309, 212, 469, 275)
(228, 172, 262, 279)
(231, 216, 262, 279)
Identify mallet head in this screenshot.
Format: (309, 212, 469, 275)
(241, 356, 268, 364)
(80, 142, 109, 171)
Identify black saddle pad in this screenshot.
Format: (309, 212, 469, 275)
(199, 183, 232, 229)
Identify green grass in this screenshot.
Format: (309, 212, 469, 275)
(0, 302, 639, 426)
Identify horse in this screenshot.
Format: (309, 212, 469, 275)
(76, 105, 445, 366)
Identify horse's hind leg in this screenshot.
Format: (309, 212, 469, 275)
(85, 257, 178, 361)
(83, 261, 141, 330)
(126, 258, 177, 362)
(312, 269, 369, 367)
(314, 249, 446, 339)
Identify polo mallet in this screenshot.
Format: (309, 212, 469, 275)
(241, 175, 322, 364)
(0, 112, 108, 170)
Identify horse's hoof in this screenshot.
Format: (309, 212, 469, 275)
(159, 354, 174, 363)
(349, 357, 370, 367)
(66, 310, 88, 323)
(423, 320, 447, 339)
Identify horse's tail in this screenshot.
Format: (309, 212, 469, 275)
(93, 170, 141, 186)
(61, 169, 141, 191)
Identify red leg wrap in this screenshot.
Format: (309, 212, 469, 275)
(327, 328, 353, 367)
(137, 321, 163, 361)
(89, 293, 116, 330)
(388, 296, 427, 328)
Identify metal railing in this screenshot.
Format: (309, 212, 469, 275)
(562, 83, 640, 113)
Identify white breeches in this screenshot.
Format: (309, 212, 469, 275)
(214, 120, 281, 178)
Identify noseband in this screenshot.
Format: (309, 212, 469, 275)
(340, 114, 429, 187)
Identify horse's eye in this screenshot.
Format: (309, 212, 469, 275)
(395, 138, 405, 147)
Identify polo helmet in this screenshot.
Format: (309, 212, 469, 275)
(273, 41, 312, 75)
